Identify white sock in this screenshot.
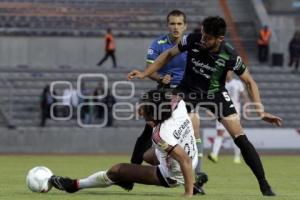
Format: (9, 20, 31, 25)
(211, 136, 223, 157)
(78, 171, 114, 189)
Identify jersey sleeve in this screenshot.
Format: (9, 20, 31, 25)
(146, 39, 161, 64)
(227, 48, 247, 76)
(152, 124, 178, 154)
(232, 55, 247, 76)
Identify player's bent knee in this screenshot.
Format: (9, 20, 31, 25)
(107, 163, 126, 180)
(143, 152, 151, 164)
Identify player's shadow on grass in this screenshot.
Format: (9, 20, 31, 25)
(48, 190, 176, 197)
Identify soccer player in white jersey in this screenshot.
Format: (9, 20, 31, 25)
(49, 90, 198, 197)
(208, 71, 249, 164)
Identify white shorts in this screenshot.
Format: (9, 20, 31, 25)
(155, 148, 198, 187)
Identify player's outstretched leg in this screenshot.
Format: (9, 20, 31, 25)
(49, 170, 115, 193)
(49, 164, 163, 193)
(234, 135, 276, 196)
(221, 115, 276, 196)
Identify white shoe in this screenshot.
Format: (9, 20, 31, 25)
(233, 157, 241, 164)
(208, 153, 218, 163)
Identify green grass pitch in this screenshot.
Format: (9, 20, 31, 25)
(0, 155, 299, 200)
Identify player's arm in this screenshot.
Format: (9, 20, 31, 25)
(239, 68, 282, 126)
(169, 144, 193, 197)
(146, 64, 161, 82)
(239, 68, 263, 114)
(127, 46, 181, 80)
(240, 89, 250, 104)
(145, 64, 170, 84)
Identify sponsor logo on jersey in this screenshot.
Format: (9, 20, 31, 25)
(173, 119, 190, 139)
(191, 58, 216, 79)
(191, 58, 216, 72)
(158, 39, 167, 45)
(192, 48, 200, 53)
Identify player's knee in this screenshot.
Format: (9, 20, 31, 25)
(143, 152, 153, 165)
(107, 163, 126, 180)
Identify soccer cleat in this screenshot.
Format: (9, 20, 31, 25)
(260, 180, 276, 196)
(49, 175, 79, 193)
(207, 154, 218, 163)
(193, 183, 205, 195)
(233, 157, 241, 164)
(262, 188, 276, 196)
(195, 172, 208, 187)
(115, 181, 134, 191)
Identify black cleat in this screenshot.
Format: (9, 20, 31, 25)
(115, 181, 134, 191)
(262, 188, 276, 196)
(49, 175, 79, 193)
(260, 180, 276, 196)
(193, 183, 205, 195)
(195, 172, 208, 187)
(193, 172, 208, 195)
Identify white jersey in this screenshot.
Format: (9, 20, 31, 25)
(152, 99, 198, 186)
(216, 79, 245, 130)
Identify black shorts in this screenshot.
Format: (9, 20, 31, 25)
(173, 88, 237, 120)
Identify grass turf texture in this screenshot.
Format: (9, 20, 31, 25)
(0, 155, 299, 200)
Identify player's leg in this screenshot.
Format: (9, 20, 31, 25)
(220, 114, 275, 196)
(208, 121, 225, 163)
(50, 164, 163, 193)
(188, 112, 208, 193)
(97, 52, 110, 66)
(130, 123, 153, 164)
(143, 147, 160, 165)
(110, 50, 117, 68)
(107, 164, 162, 185)
(109, 124, 153, 191)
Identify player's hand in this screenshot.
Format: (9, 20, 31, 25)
(260, 112, 283, 127)
(161, 74, 172, 84)
(127, 70, 146, 81)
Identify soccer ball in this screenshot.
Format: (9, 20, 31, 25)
(26, 166, 53, 193)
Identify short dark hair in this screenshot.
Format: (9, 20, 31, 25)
(139, 90, 172, 124)
(167, 9, 187, 24)
(202, 16, 226, 37)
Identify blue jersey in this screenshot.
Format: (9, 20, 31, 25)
(146, 34, 187, 85)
